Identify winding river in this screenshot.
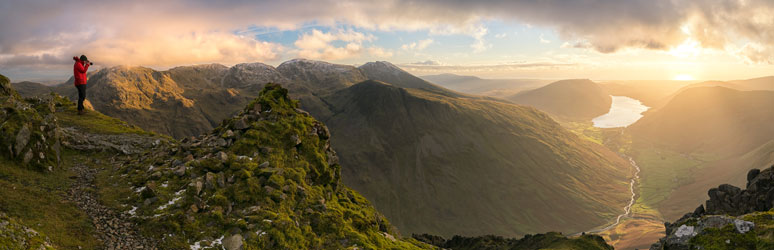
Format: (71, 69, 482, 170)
(573, 96, 648, 235)
(583, 156, 641, 234)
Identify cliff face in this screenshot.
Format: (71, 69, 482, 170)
(651, 165, 774, 249)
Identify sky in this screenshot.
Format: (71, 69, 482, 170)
(1, 0, 774, 82)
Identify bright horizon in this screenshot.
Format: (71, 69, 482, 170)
(2, 1, 774, 82)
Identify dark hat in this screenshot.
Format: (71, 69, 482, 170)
(79, 55, 88, 61)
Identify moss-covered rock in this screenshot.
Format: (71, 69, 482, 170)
(651, 166, 774, 249)
(110, 83, 431, 249)
(0, 212, 55, 250)
(0, 74, 61, 170)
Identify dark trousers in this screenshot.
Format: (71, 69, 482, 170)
(76, 84, 87, 111)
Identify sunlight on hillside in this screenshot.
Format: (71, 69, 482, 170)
(673, 74, 695, 81)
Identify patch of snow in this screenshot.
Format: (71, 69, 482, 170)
(734, 219, 754, 233)
(674, 224, 697, 238)
(134, 186, 146, 193)
(148, 165, 154, 171)
(157, 190, 186, 210)
(237, 155, 253, 161)
(190, 241, 202, 250)
(161, 182, 168, 188)
(127, 206, 138, 216)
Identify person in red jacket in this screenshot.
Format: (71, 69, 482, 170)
(73, 55, 92, 115)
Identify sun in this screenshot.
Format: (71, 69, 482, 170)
(673, 74, 695, 81)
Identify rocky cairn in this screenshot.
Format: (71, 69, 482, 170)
(651, 165, 774, 249)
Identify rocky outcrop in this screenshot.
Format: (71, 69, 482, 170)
(110, 83, 429, 249)
(651, 165, 774, 249)
(0, 74, 61, 170)
(0, 212, 54, 250)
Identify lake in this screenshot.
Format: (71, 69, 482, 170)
(592, 96, 649, 128)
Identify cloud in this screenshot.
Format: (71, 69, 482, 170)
(470, 26, 491, 52)
(294, 29, 381, 60)
(3, 0, 774, 78)
(736, 43, 774, 64)
(367, 47, 394, 58)
(407, 60, 443, 66)
(401, 39, 434, 51)
(495, 33, 508, 38)
(398, 62, 577, 73)
(539, 34, 551, 44)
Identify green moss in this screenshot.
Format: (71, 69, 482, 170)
(689, 224, 757, 250)
(52, 94, 155, 136)
(0, 155, 98, 249)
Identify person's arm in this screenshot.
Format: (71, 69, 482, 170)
(75, 61, 87, 73)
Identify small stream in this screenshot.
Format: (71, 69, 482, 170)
(582, 156, 641, 234)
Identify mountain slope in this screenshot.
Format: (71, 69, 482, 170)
(105, 83, 431, 249)
(11, 60, 634, 239)
(508, 79, 612, 121)
(629, 86, 774, 156)
(319, 80, 631, 237)
(420, 73, 550, 98)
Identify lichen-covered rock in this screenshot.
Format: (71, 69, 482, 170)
(113, 83, 431, 249)
(0, 212, 54, 250)
(651, 165, 774, 249)
(0, 74, 61, 170)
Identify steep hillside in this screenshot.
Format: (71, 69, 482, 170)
(508, 79, 612, 121)
(320, 80, 632, 237)
(358, 61, 459, 96)
(629, 87, 774, 156)
(599, 80, 693, 107)
(420, 73, 550, 98)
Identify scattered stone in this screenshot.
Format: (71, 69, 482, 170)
(216, 138, 228, 147)
(205, 172, 217, 190)
(218, 151, 229, 162)
(734, 219, 754, 233)
(217, 172, 226, 188)
(14, 124, 30, 156)
(224, 130, 235, 138)
(174, 165, 186, 176)
(22, 149, 33, 164)
(223, 234, 244, 250)
(66, 164, 156, 249)
(290, 134, 301, 146)
(234, 117, 249, 130)
(258, 161, 270, 168)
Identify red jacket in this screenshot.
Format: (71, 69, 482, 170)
(73, 57, 90, 86)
